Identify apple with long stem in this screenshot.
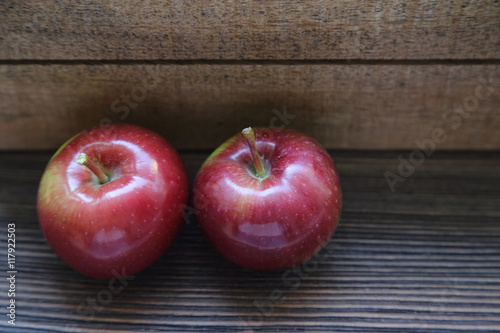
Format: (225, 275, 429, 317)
(37, 124, 188, 279)
(193, 127, 342, 270)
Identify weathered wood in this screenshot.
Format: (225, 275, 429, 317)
(0, 64, 499, 150)
(0, 151, 499, 332)
(1, 0, 499, 60)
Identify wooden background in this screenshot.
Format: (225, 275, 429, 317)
(1, 2, 500, 332)
(1, 0, 500, 150)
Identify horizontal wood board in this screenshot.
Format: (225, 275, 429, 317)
(1, 64, 499, 150)
(1, 0, 499, 60)
(0, 150, 499, 332)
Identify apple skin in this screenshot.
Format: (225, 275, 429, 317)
(37, 124, 188, 279)
(193, 128, 342, 270)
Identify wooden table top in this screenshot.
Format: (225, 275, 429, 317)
(0, 150, 499, 332)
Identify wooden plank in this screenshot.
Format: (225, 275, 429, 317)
(1, 0, 499, 60)
(0, 151, 499, 332)
(1, 64, 499, 150)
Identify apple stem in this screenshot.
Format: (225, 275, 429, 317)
(76, 153, 109, 184)
(241, 127, 267, 179)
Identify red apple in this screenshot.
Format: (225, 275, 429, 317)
(193, 127, 342, 270)
(37, 124, 188, 279)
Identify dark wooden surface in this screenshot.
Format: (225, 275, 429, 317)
(1, 150, 500, 332)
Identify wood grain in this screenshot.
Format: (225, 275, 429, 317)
(0, 151, 499, 332)
(1, 0, 499, 60)
(1, 64, 499, 150)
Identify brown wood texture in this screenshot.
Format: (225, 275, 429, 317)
(0, 151, 499, 332)
(1, 64, 499, 150)
(1, 1, 499, 60)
